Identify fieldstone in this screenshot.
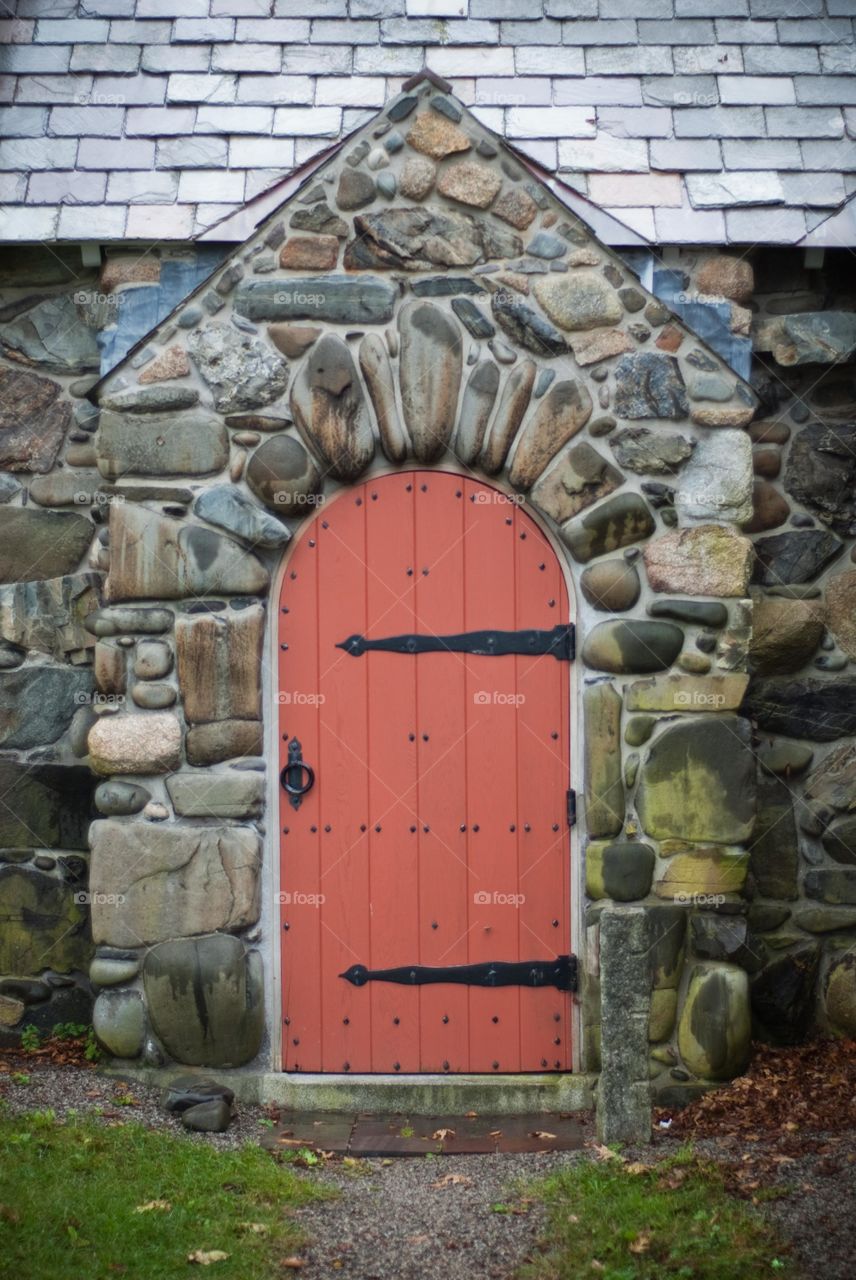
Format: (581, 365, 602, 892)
(0, 365, 71, 473)
(490, 291, 568, 358)
(750, 595, 824, 675)
(98, 385, 198, 414)
(625, 673, 748, 713)
(569, 327, 634, 366)
(613, 353, 689, 420)
(455, 360, 500, 466)
(0, 293, 100, 373)
(562, 492, 655, 563)
(583, 682, 624, 839)
(96, 409, 228, 480)
(245, 435, 322, 515)
(194, 486, 290, 549)
(586, 841, 655, 901)
(803, 744, 856, 826)
(822, 817, 856, 865)
(582, 620, 684, 675)
(347, 207, 521, 271)
(745, 480, 790, 533)
(648, 989, 678, 1042)
(181, 1099, 232, 1132)
(480, 359, 535, 475)
(0, 574, 100, 659)
(143, 933, 263, 1067)
(186, 324, 288, 415)
(637, 716, 755, 843)
(580, 560, 640, 613)
(132, 682, 176, 710)
(690, 405, 755, 429)
(90, 821, 260, 948)
(0, 761, 92, 849)
(690, 915, 753, 965)
(611, 428, 694, 476)
(0, 508, 92, 583)
(290, 333, 374, 481)
(279, 234, 339, 271)
(685, 372, 735, 403)
(527, 231, 567, 261)
(84, 607, 173, 637)
(771, 312, 856, 366)
(131, 640, 170, 682)
(236, 276, 397, 325)
(677, 964, 750, 1080)
(753, 529, 844, 586)
(748, 771, 799, 900)
(28, 473, 100, 507)
(647, 599, 728, 627)
(105, 504, 268, 602)
(823, 570, 856, 660)
(825, 954, 856, 1035)
(806, 870, 856, 905)
(674, 431, 753, 526)
(449, 299, 493, 342)
(336, 168, 375, 211)
(289, 203, 348, 237)
(492, 185, 539, 230)
(94, 781, 150, 816)
(398, 302, 462, 465)
(436, 160, 501, 209)
(532, 272, 622, 333)
(530, 442, 622, 525)
(406, 112, 470, 160)
(93, 991, 145, 1059)
(0, 666, 93, 749)
(162, 1076, 235, 1113)
(783, 422, 856, 533)
(757, 741, 814, 776)
(794, 906, 856, 933)
(696, 255, 754, 303)
(166, 771, 265, 819)
(398, 155, 436, 200)
(0, 865, 90, 975)
(751, 946, 820, 1043)
(359, 334, 407, 465)
(0, 977, 50, 1005)
(267, 324, 321, 360)
(175, 607, 263, 724)
(137, 345, 191, 385)
(87, 712, 181, 776)
(744, 676, 856, 742)
(186, 719, 262, 766)
(643, 526, 753, 597)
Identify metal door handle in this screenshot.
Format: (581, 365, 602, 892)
(280, 738, 315, 809)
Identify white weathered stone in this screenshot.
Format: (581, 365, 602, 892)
(674, 430, 754, 526)
(87, 712, 182, 775)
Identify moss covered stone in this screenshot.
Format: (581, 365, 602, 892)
(583, 682, 624, 838)
(625, 673, 748, 713)
(586, 841, 655, 902)
(825, 953, 856, 1036)
(0, 865, 91, 975)
(655, 849, 749, 900)
(649, 988, 678, 1042)
(678, 964, 751, 1080)
(581, 620, 684, 675)
(637, 716, 755, 843)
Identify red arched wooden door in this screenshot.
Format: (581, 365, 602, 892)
(278, 470, 574, 1074)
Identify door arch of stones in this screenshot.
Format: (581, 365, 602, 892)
(268, 463, 583, 1075)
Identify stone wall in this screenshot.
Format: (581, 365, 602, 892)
(0, 80, 853, 1094)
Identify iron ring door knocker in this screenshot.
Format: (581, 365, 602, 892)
(280, 738, 315, 810)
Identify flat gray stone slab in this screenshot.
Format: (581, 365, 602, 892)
(260, 1111, 585, 1157)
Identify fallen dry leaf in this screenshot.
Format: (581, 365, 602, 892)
(533, 1130, 557, 1140)
(281, 1258, 305, 1269)
(432, 1173, 472, 1188)
(187, 1250, 229, 1265)
(432, 1128, 455, 1140)
(589, 1142, 624, 1162)
(134, 1200, 171, 1213)
(629, 1234, 651, 1255)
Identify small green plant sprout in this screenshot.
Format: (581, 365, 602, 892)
(19, 1026, 40, 1053)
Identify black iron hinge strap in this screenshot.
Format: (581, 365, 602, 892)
(340, 956, 577, 992)
(336, 625, 574, 662)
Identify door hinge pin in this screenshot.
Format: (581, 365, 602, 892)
(567, 789, 577, 827)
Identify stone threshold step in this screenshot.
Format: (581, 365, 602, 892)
(104, 1065, 596, 1116)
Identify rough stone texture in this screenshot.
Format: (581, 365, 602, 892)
(583, 682, 624, 840)
(137, 345, 191, 385)
(359, 333, 407, 465)
(611, 428, 694, 476)
(245, 434, 322, 515)
(490, 291, 568, 359)
(825, 954, 856, 1036)
(436, 161, 501, 209)
(749, 771, 800, 901)
(752, 946, 820, 1044)
(784, 422, 856, 535)
(93, 990, 145, 1059)
(105, 504, 268, 602)
(0, 865, 91, 976)
(644, 526, 753, 597)
(0, 665, 93, 749)
(533, 272, 622, 333)
(597, 908, 651, 1145)
(0, 365, 71, 473)
(99, 386, 199, 415)
(187, 323, 289, 415)
(0, 761, 93, 849)
(336, 168, 375, 212)
(0, 574, 100, 658)
(0, 508, 92, 583)
(398, 301, 462, 465)
(678, 965, 751, 1081)
(613, 353, 689, 420)
(348, 207, 520, 272)
(674, 431, 754, 526)
(562, 492, 655, 563)
(824, 570, 856, 660)
(398, 156, 436, 200)
(743, 677, 856, 743)
(279, 235, 339, 272)
(0, 294, 100, 374)
(771, 314, 856, 367)
(806, 870, 856, 906)
(235, 276, 397, 325)
(186, 720, 263, 766)
(582, 621, 684, 676)
(696, 256, 754, 304)
(143, 933, 264, 1068)
(492, 186, 538, 230)
(586, 842, 655, 902)
(89, 821, 260, 948)
(166, 771, 265, 819)
(655, 849, 749, 899)
(752, 529, 844, 586)
(291, 332, 375, 482)
(750, 595, 825, 675)
(580, 560, 640, 613)
(194, 486, 291, 549)
(509, 380, 592, 491)
(175, 607, 263, 725)
(406, 112, 470, 161)
(625, 673, 748, 713)
(530, 442, 622, 525)
(637, 716, 756, 843)
(267, 325, 321, 360)
(96, 409, 229, 480)
(87, 712, 182, 776)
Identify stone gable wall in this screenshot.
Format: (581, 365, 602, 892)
(0, 83, 853, 1101)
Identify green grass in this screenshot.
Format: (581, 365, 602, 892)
(519, 1148, 790, 1280)
(0, 1108, 327, 1280)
